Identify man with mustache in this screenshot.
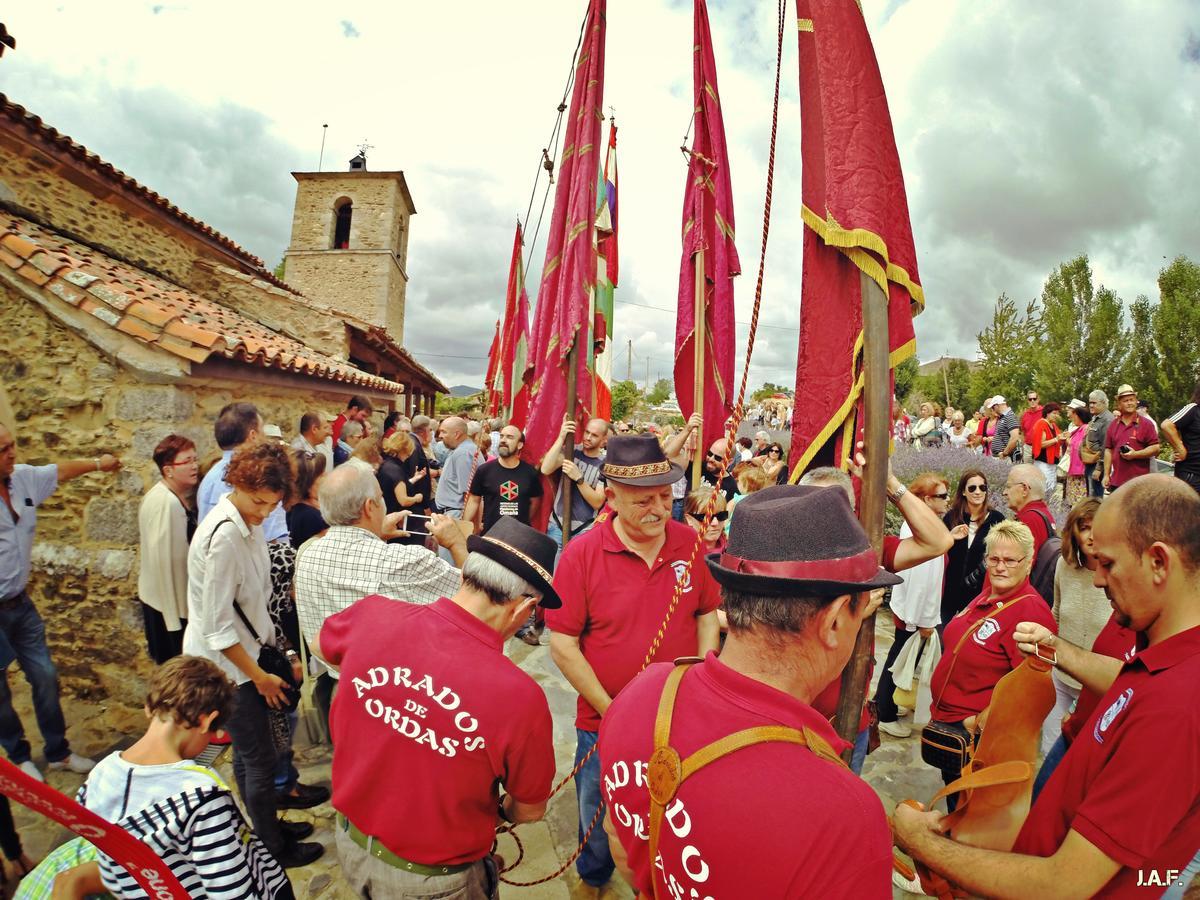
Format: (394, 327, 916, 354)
(547, 435, 721, 895)
(895, 475, 1200, 897)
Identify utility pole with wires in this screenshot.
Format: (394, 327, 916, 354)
(626, 339, 632, 382)
(318, 124, 328, 171)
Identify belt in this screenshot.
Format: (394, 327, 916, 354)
(336, 813, 475, 876)
(0, 590, 28, 610)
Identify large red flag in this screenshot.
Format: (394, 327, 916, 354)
(524, 0, 607, 468)
(789, 0, 924, 478)
(674, 0, 741, 452)
(484, 318, 502, 418)
(500, 222, 532, 427)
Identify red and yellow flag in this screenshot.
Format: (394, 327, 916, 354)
(523, 0, 607, 466)
(789, 0, 924, 478)
(500, 222, 532, 427)
(674, 0, 740, 450)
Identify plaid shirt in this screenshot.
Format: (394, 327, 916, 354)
(294, 526, 461, 677)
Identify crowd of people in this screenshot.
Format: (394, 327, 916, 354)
(0, 374, 1195, 898)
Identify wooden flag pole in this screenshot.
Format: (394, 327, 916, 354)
(691, 246, 706, 490)
(834, 270, 891, 758)
(560, 340, 578, 551)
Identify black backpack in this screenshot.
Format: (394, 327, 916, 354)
(1028, 509, 1061, 605)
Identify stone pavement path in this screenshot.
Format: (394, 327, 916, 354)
(6, 613, 933, 899)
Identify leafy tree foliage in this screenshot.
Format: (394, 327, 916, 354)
(892, 356, 919, 401)
(646, 378, 673, 406)
(610, 380, 643, 422)
(1152, 256, 1200, 413)
(1035, 255, 1125, 403)
(751, 382, 794, 402)
(969, 293, 1041, 409)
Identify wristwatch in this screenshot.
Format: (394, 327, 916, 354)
(887, 483, 908, 503)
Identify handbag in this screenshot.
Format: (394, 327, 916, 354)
(233, 600, 301, 712)
(920, 597, 1026, 771)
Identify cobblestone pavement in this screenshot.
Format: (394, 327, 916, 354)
(6, 614, 933, 899)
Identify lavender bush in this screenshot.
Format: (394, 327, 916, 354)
(884, 445, 1067, 534)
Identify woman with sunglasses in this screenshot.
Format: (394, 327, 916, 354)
(683, 486, 728, 552)
(926, 520, 1058, 807)
(761, 442, 787, 484)
(941, 469, 1005, 625)
(874, 473, 951, 738)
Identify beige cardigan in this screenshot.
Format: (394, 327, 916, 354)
(137, 480, 191, 631)
(1052, 558, 1113, 690)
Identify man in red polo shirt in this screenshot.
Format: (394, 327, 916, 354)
(1103, 384, 1161, 492)
(319, 518, 560, 898)
(599, 484, 900, 898)
(1020, 388, 1044, 437)
(547, 435, 721, 891)
(895, 475, 1200, 898)
(331, 395, 373, 446)
(1004, 463, 1056, 561)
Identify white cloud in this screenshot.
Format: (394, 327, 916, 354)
(3, 0, 1196, 389)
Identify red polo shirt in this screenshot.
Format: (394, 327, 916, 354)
(546, 516, 721, 732)
(1015, 499, 1055, 562)
(1103, 414, 1159, 487)
(1021, 405, 1044, 437)
(1061, 615, 1140, 745)
(320, 596, 555, 865)
(331, 412, 348, 446)
(929, 582, 1057, 723)
(1015, 625, 1200, 896)
(599, 654, 891, 899)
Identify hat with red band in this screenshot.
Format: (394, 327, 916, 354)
(705, 484, 902, 596)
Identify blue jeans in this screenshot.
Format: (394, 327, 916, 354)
(273, 709, 300, 793)
(1032, 734, 1068, 804)
(547, 519, 593, 565)
(672, 497, 685, 522)
(850, 728, 869, 775)
(574, 728, 613, 887)
(0, 595, 70, 764)
(1084, 462, 1104, 498)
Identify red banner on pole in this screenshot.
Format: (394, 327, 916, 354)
(500, 223, 532, 428)
(523, 0, 607, 468)
(674, 0, 741, 451)
(789, 0, 924, 478)
(0, 757, 189, 897)
(485, 318, 502, 418)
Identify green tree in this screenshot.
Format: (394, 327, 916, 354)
(751, 382, 794, 403)
(892, 355, 919, 401)
(909, 358, 973, 412)
(1035, 255, 1126, 402)
(1120, 295, 1162, 412)
(646, 378, 672, 406)
(610, 380, 643, 422)
(273, 258, 286, 280)
(969, 293, 1040, 406)
(1152, 255, 1200, 411)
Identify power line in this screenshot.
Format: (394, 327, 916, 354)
(408, 351, 488, 360)
(614, 297, 798, 331)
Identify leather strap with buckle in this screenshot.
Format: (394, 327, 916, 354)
(336, 813, 475, 876)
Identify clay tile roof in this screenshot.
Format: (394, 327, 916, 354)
(0, 214, 401, 394)
(0, 92, 270, 272)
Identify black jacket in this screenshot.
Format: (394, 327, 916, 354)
(941, 508, 1004, 623)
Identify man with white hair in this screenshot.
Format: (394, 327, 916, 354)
(294, 465, 468, 724)
(319, 518, 559, 897)
(753, 430, 771, 456)
(1082, 390, 1113, 498)
(1003, 463, 1055, 560)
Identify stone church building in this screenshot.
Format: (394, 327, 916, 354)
(0, 93, 446, 698)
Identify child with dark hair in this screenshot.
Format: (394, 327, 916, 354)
(51, 656, 293, 898)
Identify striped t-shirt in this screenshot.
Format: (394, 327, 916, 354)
(77, 753, 291, 898)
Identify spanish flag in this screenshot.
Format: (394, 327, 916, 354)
(789, 0, 924, 479)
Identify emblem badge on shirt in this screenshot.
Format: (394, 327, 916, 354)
(973, 618, 1001, 645)
(670, 560, 694, 593)
(500, 481, 518, 501)
(1093, 687, 1133, 744)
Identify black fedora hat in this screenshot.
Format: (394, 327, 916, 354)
(602, 435, 684, 487)
(466, 517, 562, 608)
(705, 484, 902, 596)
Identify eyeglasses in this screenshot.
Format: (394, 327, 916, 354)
(965, 484, 988, 493)
(931, 492, 949, 500)
(167, 455, 198, 467)
(706, 451, 723, 460)
(1027, 396, 1038, 402)
(1005, 482, 1029, 491)
(688, 510, 729, 522)
(767, 448, 782, 454)
(986, 554, 1028, 570)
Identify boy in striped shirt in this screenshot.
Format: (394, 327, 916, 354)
(61, 656, 294, 898)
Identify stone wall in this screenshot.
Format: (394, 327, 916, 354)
(0, 143, 211, 289)
(283, 250, 405, 342)
(286, 175, 409, 253)
(0, 288, 362, 704)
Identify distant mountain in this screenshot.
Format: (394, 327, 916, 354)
(448, 384, 483, 398)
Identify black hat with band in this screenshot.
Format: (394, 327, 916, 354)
(466, 517, 562, 608)
(705, 484, 902, 596)
(602, 435, 685, 487)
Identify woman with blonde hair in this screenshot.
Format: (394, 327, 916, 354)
(379, 431, 429, 546)
(683, 486, 727, 552)
(925, 520, 1058, 808)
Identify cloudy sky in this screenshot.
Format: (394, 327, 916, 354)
(4, 1, 1198, 390)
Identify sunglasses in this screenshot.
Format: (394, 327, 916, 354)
(767, 448, 782, 454)
(965, 484, 988, 493)
(931, 492, 949, 500)
(1027, 396, 1038, 402)
(689, 510, 729, 522)
(705, 451, 723, 460)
